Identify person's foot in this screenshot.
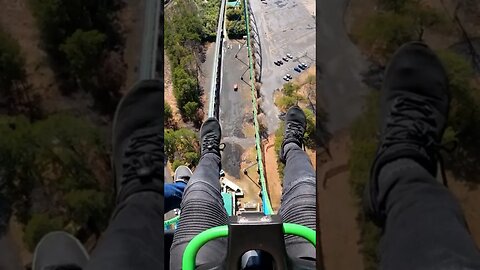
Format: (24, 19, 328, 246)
(364, 42, 450, 223)
(174, 165, 193, 185)
(112, 80, 163, 203)
(200, 117, 222, 158)
(280, 105, 306, 163)
(33, 231, 89, 270)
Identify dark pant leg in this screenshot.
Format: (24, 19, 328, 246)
(85, 192, 164, 270)
(377, 159, 480, 270)
(278, 143, 317, 260)
(170, 153, 228, 270)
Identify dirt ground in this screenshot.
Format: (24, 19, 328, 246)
(119, 0, 145, 92)
(264, 134, 282, 211)
(448, 174, 480, 246)
(317, 131, 364, 270)
(164, 55, 185, 126)
(0, 0, 59, 109)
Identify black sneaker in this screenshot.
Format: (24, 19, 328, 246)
(279, 105, 306, 163)
(112, 80, 163, 203)
(174, 165, 193, 185)
(200, 117, 222, 158)
(364, 42, 450, 224)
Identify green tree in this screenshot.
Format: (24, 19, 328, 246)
(276, 96, 297, 111)
(0, 29, 26, 95)
(274, 122, 285, 180)
(283, 83, 300, 97)
(359, 12, 416, 61)
(304, 109, 316, 148)
(60, 30, 106, 84)
(227, 7, 242, 21)
(165, 102, 173, 125)
(64, 189, 109, 230)
(164, 128, 200, 167)
(437, 50, 480, 151)
(24, 214, 64, 251)
(183, 101, 199, 121)
(349, 91, 381, 270)
(0, 114, 111, 225)
(30, 0, 119, 54)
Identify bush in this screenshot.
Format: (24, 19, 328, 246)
(0, 29, 26, 94)
(165, 102, 173, 125)
(24, 214, 64, 251)
(304, 109, 316, 148)
(184, 101, 199, 121)
(165, 128, 200, 167)
(349, 90, 380, 269)
(276, 96, 297, 112)
(60, 30, 106, 85)
(64, 189, 109, 230)
(274, 122, 285, 180)
(283, 83, 299, 96)
(0, 114, 111, 226)
(357, 2, 445, 62)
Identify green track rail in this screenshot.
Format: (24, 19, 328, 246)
(243, 0, 273, 214)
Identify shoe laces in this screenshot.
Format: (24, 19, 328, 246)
(384, 97, 453, 185)
(285, 121, 305, 142)
(384, 97, 438, 149)
(202, 133, 221, 152)
(122, 132, 163, 184)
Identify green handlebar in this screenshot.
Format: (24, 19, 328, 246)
(181, 223, 316, 270)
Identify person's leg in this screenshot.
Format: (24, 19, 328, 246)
(86, 80, 164, 270)
(165, 182, 186, 213)
(170, 118, 228, 270)
(33, 231, 89, 270)
(375, 159, 480, 270)
(278, 106, 316, 263)
(165, 165, 193, 213)
(364, 42, 480, 270)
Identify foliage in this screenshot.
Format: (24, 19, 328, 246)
(64, 189, 109, 229)
(165, 102, 173, 125)
(172, 67, 200, 114)
(29, 0, 120, 56)
(275, 83, 303, 112)
(226, 7, 242, 21)
(276, 96, 297, 112)
(0, 29, 26, 95)
(349, 90, 380, 269)
(0, 114, 112, 237)
(29, 0, 124, 111)
(165, 128, 200, 168)
(437, 50, 480, 183)
(358, 2, 445, 62)
(165, 0, 204, 120)
(183, 101, 199, 121)
(274, 122, 285, 180)
(194, 0, 221, 40)
(283, 83, 300, 97)
(60, 30, 106, 84)
(226, 5, 246, 38)
(304, 109, 316, 148)
(359, 12, 416, 61)
(23, 213, 64, 251)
